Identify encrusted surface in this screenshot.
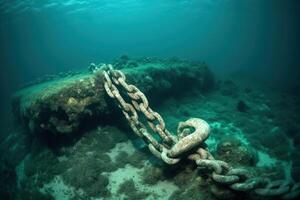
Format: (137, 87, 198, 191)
(12, 58, 214, 136)
(12, 73, 107, 135)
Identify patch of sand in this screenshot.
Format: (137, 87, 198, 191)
(104, 163, 178, 200)
(40, 176, 79, 200)
(106, 140, 137, 162)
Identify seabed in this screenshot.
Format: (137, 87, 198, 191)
(0, 57, 299, 200)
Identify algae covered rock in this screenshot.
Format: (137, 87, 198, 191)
(121, 58, 215, 96)
(12, 57, 215, 136)
(12, 72, 108, 135)
(215, 137, 258, 166)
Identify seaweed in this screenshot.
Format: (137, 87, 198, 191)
(169, 180, 213, 200)
(62, 157, 111, 198)
(115, 150, 130, 168)
(126, 149, 149, 168)
(24, 150, 62, 187)
(141, 165, 164, 185)
(0, 159, 17, 200)
(16, 189, 54, 200)
(117, 179, 150, 200)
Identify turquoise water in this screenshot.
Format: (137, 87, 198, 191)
(0, 1, 300, 200)
(1, 1, 299, 83)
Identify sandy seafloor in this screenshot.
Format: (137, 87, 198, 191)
(1, 75, 300, 200)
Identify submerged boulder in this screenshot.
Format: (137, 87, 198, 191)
(12, 72, 107, 135)
(215, 137, 258, 166)
(12, 57, 215, 136)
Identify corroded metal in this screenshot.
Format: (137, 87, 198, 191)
(167, 118, 210, 158)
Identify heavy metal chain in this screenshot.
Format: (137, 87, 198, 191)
(98, 64, 300, 199)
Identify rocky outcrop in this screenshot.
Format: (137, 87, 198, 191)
(12, 57, 215, 136)
(12, 72, 107, 136)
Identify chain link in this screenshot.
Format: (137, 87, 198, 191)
(99, 64, 300, 199)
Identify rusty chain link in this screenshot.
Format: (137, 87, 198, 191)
(97, 63, 300, 199)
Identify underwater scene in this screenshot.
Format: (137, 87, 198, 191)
(1, 0, 300, 200)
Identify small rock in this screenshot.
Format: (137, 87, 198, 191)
(237, 100, 249, 112)
(216, 137, 258, 166)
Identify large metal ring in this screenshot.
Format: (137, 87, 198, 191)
(168, 118, 210, 158)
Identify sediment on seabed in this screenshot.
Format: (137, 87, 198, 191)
(1, 56, 299, 200)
